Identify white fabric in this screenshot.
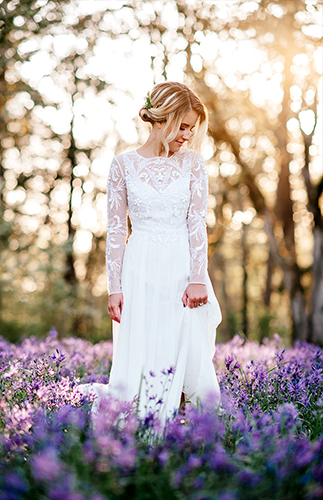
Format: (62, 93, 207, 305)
(106, 149, 209, 294)
(79, 149, 222, 423)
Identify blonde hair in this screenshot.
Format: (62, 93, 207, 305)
(139, 82, 208, 155)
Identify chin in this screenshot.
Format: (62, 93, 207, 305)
(173, 143, 183, 151)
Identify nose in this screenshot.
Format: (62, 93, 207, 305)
(183, 129, 190, 141)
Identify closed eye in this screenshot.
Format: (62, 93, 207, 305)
(180, 125, 195, 131)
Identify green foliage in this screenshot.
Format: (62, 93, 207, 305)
(0, 243, 112, 342)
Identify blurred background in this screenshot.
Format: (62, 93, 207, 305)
(0, 0, 322, 345)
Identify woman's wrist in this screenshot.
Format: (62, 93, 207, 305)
(108, 291, 123, 296)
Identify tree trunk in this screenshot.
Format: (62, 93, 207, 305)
(0, 67, 6, 214)
(263, 249, 274, 307)
(242, 223, 248, 337)
(286, 264, 308, 342)
(309, 225, 323, 345)
(301, 120, 323, 344)
(64, 120, 78, 286)
(273, 27, 308, 341)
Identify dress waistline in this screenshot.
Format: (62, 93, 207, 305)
(130, 224, 188, 244)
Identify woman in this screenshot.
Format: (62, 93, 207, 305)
(82, 82, 221, 422)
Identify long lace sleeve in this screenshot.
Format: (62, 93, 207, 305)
(106, 157, 128, 295)
(187, 154, 208, 286)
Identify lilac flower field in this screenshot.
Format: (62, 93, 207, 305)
(1, 329, 323, 500)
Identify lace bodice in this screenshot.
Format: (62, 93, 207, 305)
(106, 149, 209, 294)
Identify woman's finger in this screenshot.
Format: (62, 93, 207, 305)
(108, 293, 123, 321)
(189, 298, 197, 309)
(191, 297, 207, 308)
(181, 291, 188, 307)
(108, 304, 121, 323)
(113, 305, 121, 323)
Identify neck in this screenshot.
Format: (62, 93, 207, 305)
(138, 126, 171, 158)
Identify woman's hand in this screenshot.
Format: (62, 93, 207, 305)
(108, 293, 124, 323)
(182, 284, 208, 309)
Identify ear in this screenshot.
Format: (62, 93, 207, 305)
(156, 121, 165, 129)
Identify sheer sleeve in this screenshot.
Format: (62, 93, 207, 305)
(106, 157, 128, 295)
(186, 153, 208, 286)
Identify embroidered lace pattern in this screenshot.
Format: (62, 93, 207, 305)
(106, 149, 209, 294)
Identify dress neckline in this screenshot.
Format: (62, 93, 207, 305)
(134, 149, 178, 160)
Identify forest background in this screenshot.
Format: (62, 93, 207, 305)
(0, 0, 322, 346)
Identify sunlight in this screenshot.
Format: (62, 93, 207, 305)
(6, 188, 26, 205)
(74, 229, 93, 253)
(19, 50, 56, 85)
(79, 205, 98, 230)
(299, 109, 316, 135)
(6, 0, 322, 291)
(38, 77, 66, 104)
(22, 199, 42, 216)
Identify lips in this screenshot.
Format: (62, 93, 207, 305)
(176, 141, 184, 146)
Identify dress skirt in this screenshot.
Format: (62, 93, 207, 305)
(79, 229, 222, 423)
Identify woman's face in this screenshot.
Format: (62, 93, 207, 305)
(168, 110, 199, 154)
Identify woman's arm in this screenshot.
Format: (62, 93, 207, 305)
(106, 157, 127, 322)
(182, 153, 208, 308)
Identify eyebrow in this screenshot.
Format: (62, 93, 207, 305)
(181, 123, 195, 128)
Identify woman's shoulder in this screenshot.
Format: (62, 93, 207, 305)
(112, 149, 204, 165)
(110, 150, 137, 174)
(177, 149, 205, 166)
(113, 150, 136, 162)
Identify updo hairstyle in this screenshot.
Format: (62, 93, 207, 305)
(139, 81, 208, 155)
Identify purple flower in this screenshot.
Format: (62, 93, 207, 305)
(238, 470, 262, 487)
(225, 355, 240, 373)
(158, 450, 168, 466)
(172, 467, 188, 488)
(51, 348, 66, 367)
(32, 447, 62, 482)
(193, 473, 205, 489)
(142, 411, 160, 431)
(161, 366, 176, 376)
(188, 454, 202, 469)
(114, 447, 137, 468)
(1, 328, 323, 497)
(218, 492, 238, 500)
(1, 472, 27, 496)
(49, 328, 59, 339)
(209, 445, 232, 472)
(48, 474, 79, 500)
(274, 403, 300, 432)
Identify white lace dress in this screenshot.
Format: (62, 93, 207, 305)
(80, 149, 221, 422)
